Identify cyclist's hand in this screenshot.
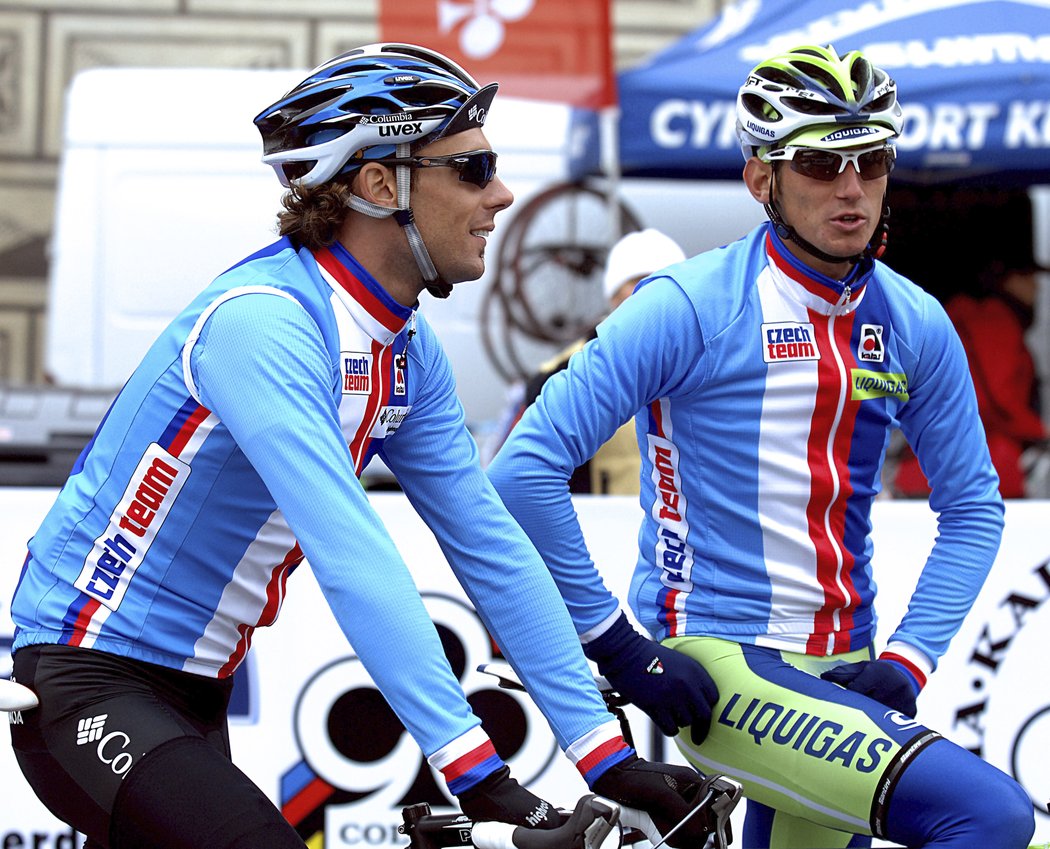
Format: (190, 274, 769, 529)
(821, 659, 919, 717)
(584, 614, 718, 743)
(590, 755, 709, 849)
(457, 765, 559, 828)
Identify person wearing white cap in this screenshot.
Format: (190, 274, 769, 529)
(603, 228, 688, 309)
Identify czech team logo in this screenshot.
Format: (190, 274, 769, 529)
(762, 322, 819, 363)
(858, 324, 885, 363)
(342, 352, 373, 395)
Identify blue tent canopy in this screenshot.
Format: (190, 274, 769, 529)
(614, 0, 1050, 184)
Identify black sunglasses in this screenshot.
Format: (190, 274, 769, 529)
(371, 149, 499, 189)
(764, 145, 896, 182)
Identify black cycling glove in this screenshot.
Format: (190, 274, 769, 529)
(457, 765, 560, 829)
(591, 755, 710, 849)
(584, 614, 718, 743)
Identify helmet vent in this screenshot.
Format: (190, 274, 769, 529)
(793, 60, 846, 99)
(757, 68, 800, 88)
(741, 93, 782, 122)
(863, 91, 896, 114)
(782, 96, 843, 117)
(850, 60, 873, 98)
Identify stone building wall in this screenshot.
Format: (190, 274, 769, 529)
(0, 0, 725, 383)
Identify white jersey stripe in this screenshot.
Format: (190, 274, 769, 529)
(755, 267, 824, 644)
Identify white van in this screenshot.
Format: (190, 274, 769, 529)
(42, 67, 763, 433)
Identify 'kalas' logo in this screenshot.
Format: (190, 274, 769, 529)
(952, 557, 1050, 820)
(279, 594, 558, 846)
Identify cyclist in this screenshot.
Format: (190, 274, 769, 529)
(9, 44, 720, 849)
(488, 44, 1036, 848)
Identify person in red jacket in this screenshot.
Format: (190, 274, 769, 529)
(894, 257, 1046, 498)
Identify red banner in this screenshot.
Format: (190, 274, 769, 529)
(378, 0, 616, 108)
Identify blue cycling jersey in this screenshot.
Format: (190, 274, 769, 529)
(489, 224, 1005, 682)
(11, 237, 628, 781)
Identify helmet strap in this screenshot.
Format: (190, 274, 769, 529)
(765, 167, 885, 268)
(346, 142, 453, 299)
(871, 198, 890, 259)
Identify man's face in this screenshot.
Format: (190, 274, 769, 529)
(751, 143, 890, 278)
(408, 128, 514, 286)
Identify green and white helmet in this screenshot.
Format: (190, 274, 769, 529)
(735, 44, 902, 160)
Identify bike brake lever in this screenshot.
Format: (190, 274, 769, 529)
(702, 777, 743, 849)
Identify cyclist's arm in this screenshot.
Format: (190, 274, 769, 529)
(488, 280, 706, 637)
(891, 293, 1005, 673)
(380, 318, 625, 757)
(190, 293, 486, 755)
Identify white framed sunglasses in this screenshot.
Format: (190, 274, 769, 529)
(762, 143, 896, 182)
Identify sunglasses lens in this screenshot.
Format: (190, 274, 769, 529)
(789, 148, 894, 182)
(459, 151, 497, 187)
(858, 148, 894, 180)
(790, 150, 841, 182)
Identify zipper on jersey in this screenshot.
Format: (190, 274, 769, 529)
(820, 286, 852, 654)
(836, 283, 853, 312)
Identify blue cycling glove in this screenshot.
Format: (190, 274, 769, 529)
(820, 658, 921, 717)
(583, 614, 718, 743)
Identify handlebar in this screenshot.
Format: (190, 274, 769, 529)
(0, 679, 38, 712)
(475, 662, 743, 849)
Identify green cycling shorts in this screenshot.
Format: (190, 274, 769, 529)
(666, 636, 940, 845)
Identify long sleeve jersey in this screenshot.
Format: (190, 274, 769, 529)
(488, 224, 1005, 683)
(12, 237, 627, 782)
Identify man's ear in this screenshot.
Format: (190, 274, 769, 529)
(353, 162, 398, 208)
(743, 157, 773, 204)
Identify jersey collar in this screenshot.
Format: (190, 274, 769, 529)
(764, 225, 873, 314)
(313, 243, 413, 344)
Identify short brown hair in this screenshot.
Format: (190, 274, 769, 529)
(276, 179, 355, 251)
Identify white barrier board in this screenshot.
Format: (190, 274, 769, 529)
(2, 490, 1047, 846)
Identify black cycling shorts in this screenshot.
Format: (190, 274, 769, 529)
(10, 644, 304, 849)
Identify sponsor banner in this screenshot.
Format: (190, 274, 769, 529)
(616, 2, 1050, 181)
(2, 491, 1049, 845)
(377, 0, 616, 108)
(850, 369, 909, 401)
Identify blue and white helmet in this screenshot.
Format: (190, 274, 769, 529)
(254, 43, 497, 188)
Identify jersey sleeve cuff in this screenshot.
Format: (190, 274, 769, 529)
(880, 642, 932, 691)
(579, 608, 624, 646)
(428, 726, 504, 796)
(565, 719, 633, 786)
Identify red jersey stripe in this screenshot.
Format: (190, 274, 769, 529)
(219, 544, 303, 678)
(880, 651, 928, 689)
(168, 404, 211, 458)
(67, 598, 102, 646)
(827, 317, 861, 651)
(804, 311, 848, 654)
(347, 339, 392, 473)
(315, 247, 404, 335)
(442, 740, 498, 780)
